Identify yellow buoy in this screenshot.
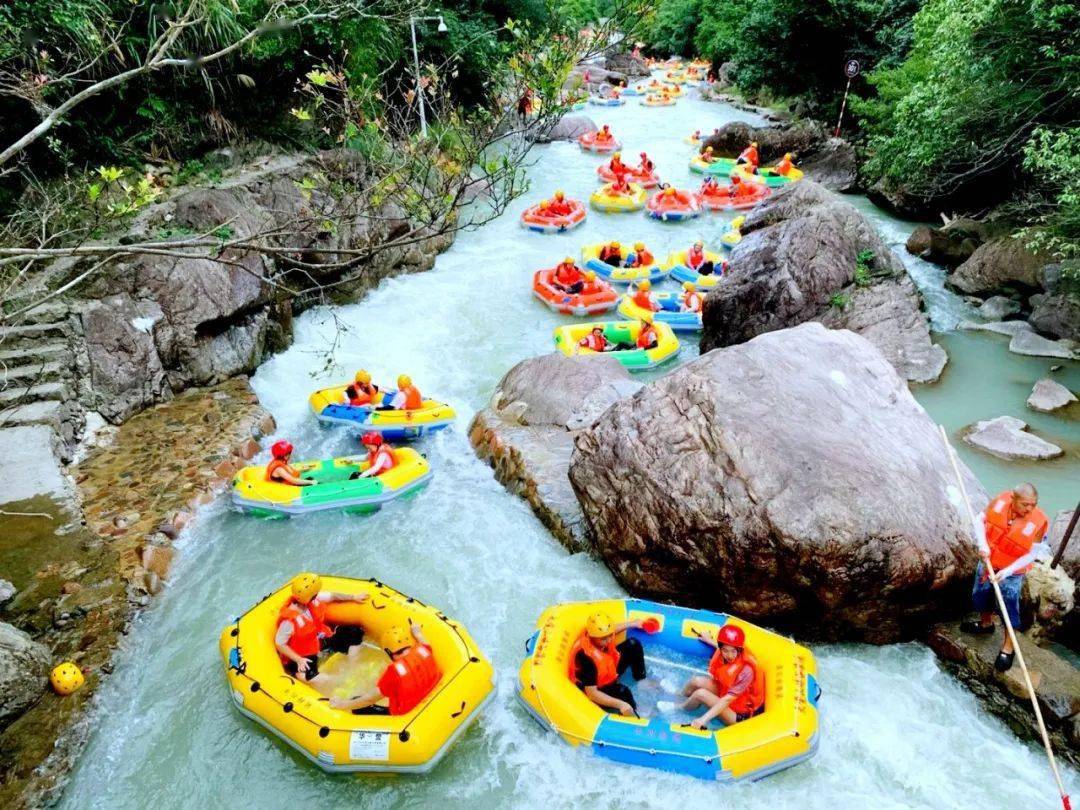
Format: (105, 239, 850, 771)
(50, 662, 85, 696)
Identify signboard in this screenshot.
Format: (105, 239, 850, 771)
(844, 60, 861, 79)
(349, 730, 390, 761)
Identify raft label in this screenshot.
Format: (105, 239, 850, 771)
(349, 730, 390, 761)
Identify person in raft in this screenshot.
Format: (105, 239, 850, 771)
(553, 256, 585, 293)
(266, 440, 316, 487)
(599, 241, 623, 266)
(547, 189, 573, 216)
(638, 151, 655, 174)
(571, 611, 650, 717)
(659, 624, 765, 729)
(736, 141, 760, 171)
(686, 240, 716, 275)
(700, 146, 717, 164)
(728, 173, 757, 198)
(595, 124, 614, 144)
(631, 279, 660, 312)
(353, 432, 397, 479)
(636, 314, 660, 349)
(624, 241, 654, 268)
(607, 151, 627, 176)
(610, 172, 632, 196)
(275, 573, 369, 687)
(330, 620, 442, 715)
(343, 369, 379, 406)
(380, 374, 423, 411)
(774, 152, 797, 176)
(960, 483, 1049, 672)
(681, 281, 703, 313)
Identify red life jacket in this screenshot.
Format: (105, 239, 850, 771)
(377, 643, 442, 715)
(399, 385, 422, 410)
(555, 263, 583, 286)
(549, 200, 572, 215)
(610, 157, 625, 173)
(637, 325, 658, 349)
(738, 145, 759, 166)
(984, 491, 1049, 573)
(687, 248, 704, 269)
(277, 598, 331, 660)
(708, 649, 765, 715)
(600, 246, 621, 263)
(579, 332, 607, 352)
(266, 458, 298, 483)
(596, 128, 612, 142)
(366, 444, 396, 476)
(568, 632, 620, 687)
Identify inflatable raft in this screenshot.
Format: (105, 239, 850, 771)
(221, 576, 495, 773)
(578, 131, 621, 153)
(520, 200, 587, 234)
(532, 267, 617, 316)
(698, 182, 770, 212)
(596, 163, 660, 189)
(309, 386, 455, 439)
(689, 155, 738, 176)
(721, 215, 745, 250)
(552, 321, 679, 371)
(646, 188, 702, 222)
(581, 242, 669, 285)
(589, 95, 625, 107)
(733, 163, 803, 188)
(590, 183, 647, 213)
(642, 94, 676, 107)
(664, 248, 726, 287)
(618, 292, 703, 332)
(518, 599, 820, 782)
(231, 448, 431, 517)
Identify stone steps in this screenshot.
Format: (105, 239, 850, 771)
(0, 360, 63, 384)
(0, 321, 68, 351)
(0, 399, 63, 429)
(0, 380, 65, 405)
(0, 340, 71, 365)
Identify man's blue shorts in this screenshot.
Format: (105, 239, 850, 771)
(971, 563, 1023, 628)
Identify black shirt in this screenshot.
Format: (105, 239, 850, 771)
(574, 651, 599, 687)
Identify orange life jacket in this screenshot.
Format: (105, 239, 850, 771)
(555, 263, 583, 286)
(984, 491, 1049, 573)
(610, 157, 625, 173)
(377, 643, 442, 715)
(568, 632, 620, 687)
(637, 325, 659, 349)
(277, 598, 331, 660)
(549, 200, 572, 216)
(349, 382, 376, 406)
(579, 332, 606, 352)
(600, 246, 621, 263)
(596, 129, 612, 142)
(738, 145, 759, 166)
(683, 291, 702, 312)
(775, 157, 793, 176)
(266, 458, 299, 483)
(633, 250, 654, 266)
(632, 290, 656, 310)
(400, 385, 422, 410)
(708, 649, 765, 715)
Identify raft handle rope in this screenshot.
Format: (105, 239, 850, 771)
(940, 426, 1072, 810)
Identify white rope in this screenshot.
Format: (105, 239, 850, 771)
(939, 426, 1070, 806)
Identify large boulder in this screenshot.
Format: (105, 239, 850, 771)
(1027, 378, 1077, 413)
(948, 237, 1045, 296)
(700, 181, 946, 383)
(604, 52, 649, 78)
(797, 137, 857, 193)
(905, 218, 991, 268)
(1029, 293, 1080, 342)
(0, 621, 50, 728)
(533, 114, 597, 144)
(469, 354, 641, 552)
(570, 324, 984, 643)
(700, 120, 829, 164)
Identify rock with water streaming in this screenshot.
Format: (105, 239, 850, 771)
(0, 621, 50, 727)
(699, 181, 947, 383)
(469, 353, 641, 552)
(570, 324, 982, 643)
(1027, 379, 1077, 413)
(962, 416, 1063, 460)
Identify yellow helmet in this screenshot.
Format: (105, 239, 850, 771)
(563, 256, 574, 264)
(634, 241, 645, 251)
(584, 271, 596, 281)
(50, 662, 85, 696)
(613, 151, 622, 159)
(683, 281, 696, 291)
(751, 141, 758, 147)
(554, 189, 565, 199)
(586, 611, 614, 638)
(609, 240, 620, 248)
(397, 374, 412, 389)
(291, 572, 322, 604)
(640, 313, 654, 324)
(539, 199, 550, 209)
(784, 152, 793, 159)
(664, 187, 676, 197)
(705, 146, 714, 153)
(384, 624, 412, 653)
(354, 369, 371, 384)
(638, 279, 651, 290)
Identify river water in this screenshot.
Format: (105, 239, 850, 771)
(61, 84, 1078, 808)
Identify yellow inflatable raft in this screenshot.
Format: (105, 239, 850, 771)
(663, 248, 725, 288)
(552, 321, 680, 371)
(308, 385, 456, 439)
(581, 242, 669, 285)
(589, 183, 647, 213)
(721, 215, 746, 250)
(221, 576, 496, 773)
(518, 599, 821, 782)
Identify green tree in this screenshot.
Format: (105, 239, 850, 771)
(647, 0, 701, 57)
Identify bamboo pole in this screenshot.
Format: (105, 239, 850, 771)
(939, 426, 1071, 808)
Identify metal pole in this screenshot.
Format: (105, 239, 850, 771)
(409, 16, 427, 138)
(834, 77, 852, 138)
(1050, 501, 1080, 569)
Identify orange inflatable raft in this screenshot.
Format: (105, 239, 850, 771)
(520, 200, 587, 234)
(532, 268, 618, 316)
(646, 188, 702, 222)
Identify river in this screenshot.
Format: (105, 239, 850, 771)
(60, 83, 1079, 808)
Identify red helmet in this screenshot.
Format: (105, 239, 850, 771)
(360, 431, 383, 446)
(270, 440, 293, 459)
(717, 624, 745, 649)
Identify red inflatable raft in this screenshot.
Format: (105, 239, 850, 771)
(520, 200, 587, 234)
(532, 268, 617, 315)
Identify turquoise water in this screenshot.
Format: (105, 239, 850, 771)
(59, 79, 1078, 808)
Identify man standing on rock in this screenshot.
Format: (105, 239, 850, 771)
(961, 483, 1049, 672)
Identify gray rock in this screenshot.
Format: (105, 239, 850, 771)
(958, 319, 1034, 337)
(905, 225, 980, 268)
(699, 120, 828, 165)
(0, 579, 15, 603)
(533, 114, 598, 144)
(1029, 293, 1080, 342)
(979, 296, 1022, 321)
(1027, 378, 1078, 413)
(0, 621, 50, 728)
(604, 52, 649, 78)
(570, 323, 984, 643)
(0, 425, 68, 504)
(798, 137, 858, 193)
(701, 181, 944, 383)
(963, 416, 1063, 460)
(949, 237, 1045, 295)
(1009, 330, 1077, 360)
(470, 354, 641, 553)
